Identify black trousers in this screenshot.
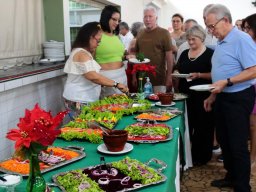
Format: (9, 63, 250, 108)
(215, 86, 255, 192)
(187, 91, 215, 164)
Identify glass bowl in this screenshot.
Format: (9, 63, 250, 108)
(0, 174, 22, 192)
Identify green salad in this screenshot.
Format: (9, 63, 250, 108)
(56, 170, 104, 192)
(125, 124, 170, 136)
(112, 157, 163, 184)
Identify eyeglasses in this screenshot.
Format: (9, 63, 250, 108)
(111, 17, 121, 23)
(207, 17, 224, 31)
(93, 37, 101, 44)
(243, 25, 251, 32)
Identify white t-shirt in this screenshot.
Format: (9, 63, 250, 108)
(63, 48, 101, 103)
(119, 31, 134, 50)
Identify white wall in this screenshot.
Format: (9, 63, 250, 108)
(159, 0, 256, 29)
(0, 74, 66, 160)
(107, 0, 145, 26)
(107, 0, 256, 30)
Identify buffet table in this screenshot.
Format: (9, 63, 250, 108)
(7, 101, 187, 192)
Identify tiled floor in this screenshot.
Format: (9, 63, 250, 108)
(181, 154, 256, 192)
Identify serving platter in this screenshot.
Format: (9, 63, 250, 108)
(89, 94, 151, 115)
(135, 112, 177, 122)
(59, 127, 103, 143)
(52, 157, 167, 192)
(0, 146, 86, 177)
(173, 93, 188, 101)
(125, 122, 173, 143)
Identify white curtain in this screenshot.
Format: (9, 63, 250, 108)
(0, 0, 45, 66)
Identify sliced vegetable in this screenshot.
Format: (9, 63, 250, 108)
(56, 170, 104, 192)
(59, 127, 102, 143)
(111, 157, 162, 184)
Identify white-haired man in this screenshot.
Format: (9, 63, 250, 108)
(135, 6, 173, 92)
(204, 4, 256, 191)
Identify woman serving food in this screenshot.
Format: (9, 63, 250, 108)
(63, 22, 128, 119)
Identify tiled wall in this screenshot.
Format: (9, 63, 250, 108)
(0, 71, 67, 160)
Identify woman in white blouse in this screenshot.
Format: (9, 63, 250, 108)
(63, 22, 128, 119)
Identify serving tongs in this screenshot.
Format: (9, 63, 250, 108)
(87, 121, 111, 135)
(124, 91, 138, 101)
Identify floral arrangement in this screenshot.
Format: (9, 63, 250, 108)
(131, 64, 156, 77)
(6, 104, 67, 158)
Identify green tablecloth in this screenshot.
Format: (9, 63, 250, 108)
(6, 101, 185, 192)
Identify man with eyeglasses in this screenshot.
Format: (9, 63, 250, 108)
(203, 4, 218, 50)
(203, 4, 256, 192)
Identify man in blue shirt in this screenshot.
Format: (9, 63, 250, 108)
(204, 4, 256, 192)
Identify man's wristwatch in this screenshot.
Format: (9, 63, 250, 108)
(113, 81, 119, 88)
(227, 78, 233, 87)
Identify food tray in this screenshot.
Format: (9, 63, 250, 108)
(136, 108, 182, 122)
(125, 122, 173, 143)
(51, 157, 167, 192)
(135, 112, 177, 122)
(0, 146, 86, 177)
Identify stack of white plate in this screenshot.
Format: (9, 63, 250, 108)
(43, 41, 65, 61)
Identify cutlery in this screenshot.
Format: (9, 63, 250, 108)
(87, 121, 110, 135)
(0, 175, 7, 182)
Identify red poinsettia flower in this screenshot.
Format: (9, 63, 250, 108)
(131, 63, 156, 76)
(6, 104, 67, 150)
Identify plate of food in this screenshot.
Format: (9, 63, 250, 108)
(135, 112, 177, 122)
(173, 93, 188, 101)
(59, 127, 103, 143)
(171, 73, 190, 78)
(125, 122, 172, 143)
(155, 101, 176, 107)
(128, 58, 150, 64)
(0, 146, 86, 176)
(189, 84, 215, 91)
(89, 94, 151, 115)
(52, 157, 167, 192)
(147, 94, 159, 101)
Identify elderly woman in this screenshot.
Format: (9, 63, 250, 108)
(95, 5, 127, 98)
(63, 22, 128, 119)
(175, 25, 214, 165)
(242, 13, 256, 172)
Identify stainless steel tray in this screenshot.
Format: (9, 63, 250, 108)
(0, 146, 86, 177)
(135, 112, 178, 122)
(51, 158, 167, 192)
(125, 122, 173, 143)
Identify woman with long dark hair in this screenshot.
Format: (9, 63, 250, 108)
(63, 22, 128, 119)
(95, 5, 127, 98)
